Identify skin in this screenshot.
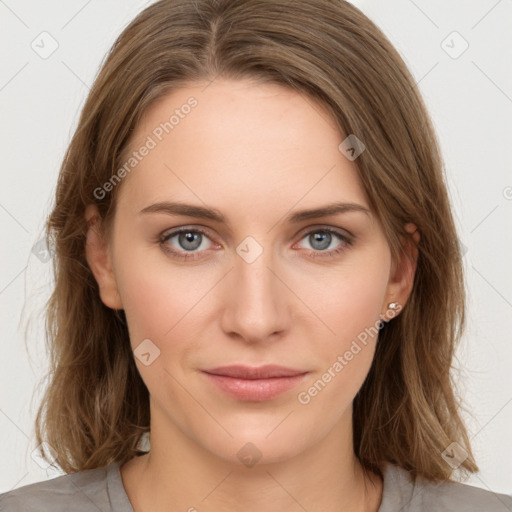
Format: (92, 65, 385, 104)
(85, 78, 419, 512)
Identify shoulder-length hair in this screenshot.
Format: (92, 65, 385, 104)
(35, 0, 477, 481)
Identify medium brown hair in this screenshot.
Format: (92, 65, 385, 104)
(35, 0, 477, 482)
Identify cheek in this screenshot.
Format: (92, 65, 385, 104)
(113, 246, 200, 348)
(294, 246, 390, 403)
(302, 248, 390, 345)
(296, 271, 387, 415)
(115, 256, 207, 400)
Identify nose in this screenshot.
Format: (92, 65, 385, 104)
(219, 240, 290, 344)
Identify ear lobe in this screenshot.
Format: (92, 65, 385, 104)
(382, 223, 420, 317)
(84, 204, 123, 310)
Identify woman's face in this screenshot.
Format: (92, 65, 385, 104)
(86, 78, 415, 465)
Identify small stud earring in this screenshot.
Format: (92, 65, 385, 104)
(388, 302, 400, 310)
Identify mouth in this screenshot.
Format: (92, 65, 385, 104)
(201, 365, 309, 402)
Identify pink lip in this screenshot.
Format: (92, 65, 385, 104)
(201, 365, 309, 401)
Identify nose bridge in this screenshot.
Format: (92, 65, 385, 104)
(235, 233, 281, 308)
(222, 234, 288, 342)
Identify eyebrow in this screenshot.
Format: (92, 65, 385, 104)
(138, 201, 371, 223)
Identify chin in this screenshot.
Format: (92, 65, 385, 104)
(198, 426, 311, 468)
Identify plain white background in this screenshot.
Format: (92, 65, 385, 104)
(1, 0, 511, 498)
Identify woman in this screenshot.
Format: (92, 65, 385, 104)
(1, 0, 511, 511)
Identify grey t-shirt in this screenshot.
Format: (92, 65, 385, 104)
(1, 460, 511, 511)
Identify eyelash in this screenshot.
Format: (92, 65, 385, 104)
(159, 226, 353, 262)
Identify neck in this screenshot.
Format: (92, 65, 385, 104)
(120, 410, 383, 512)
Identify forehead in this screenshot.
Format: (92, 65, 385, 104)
(115, 78, 370, 217)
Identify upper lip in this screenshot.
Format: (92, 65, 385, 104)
(202, 365, 308, 379)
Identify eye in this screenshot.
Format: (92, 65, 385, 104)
(295, 227, 353, 258)
(160, 227, 215, 261)
(159, 226, 353, 261)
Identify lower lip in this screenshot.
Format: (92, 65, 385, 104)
(202, 372, 308, 401)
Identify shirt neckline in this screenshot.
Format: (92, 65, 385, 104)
(106, 459, 416, 512)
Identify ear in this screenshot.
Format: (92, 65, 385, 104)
(84, 204, 123, 310)
(381, 223, 420, 319)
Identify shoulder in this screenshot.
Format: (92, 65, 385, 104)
(380, 462, 512, 512)
(0, 464, 114, 512)
(417, 478, 512, 511)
